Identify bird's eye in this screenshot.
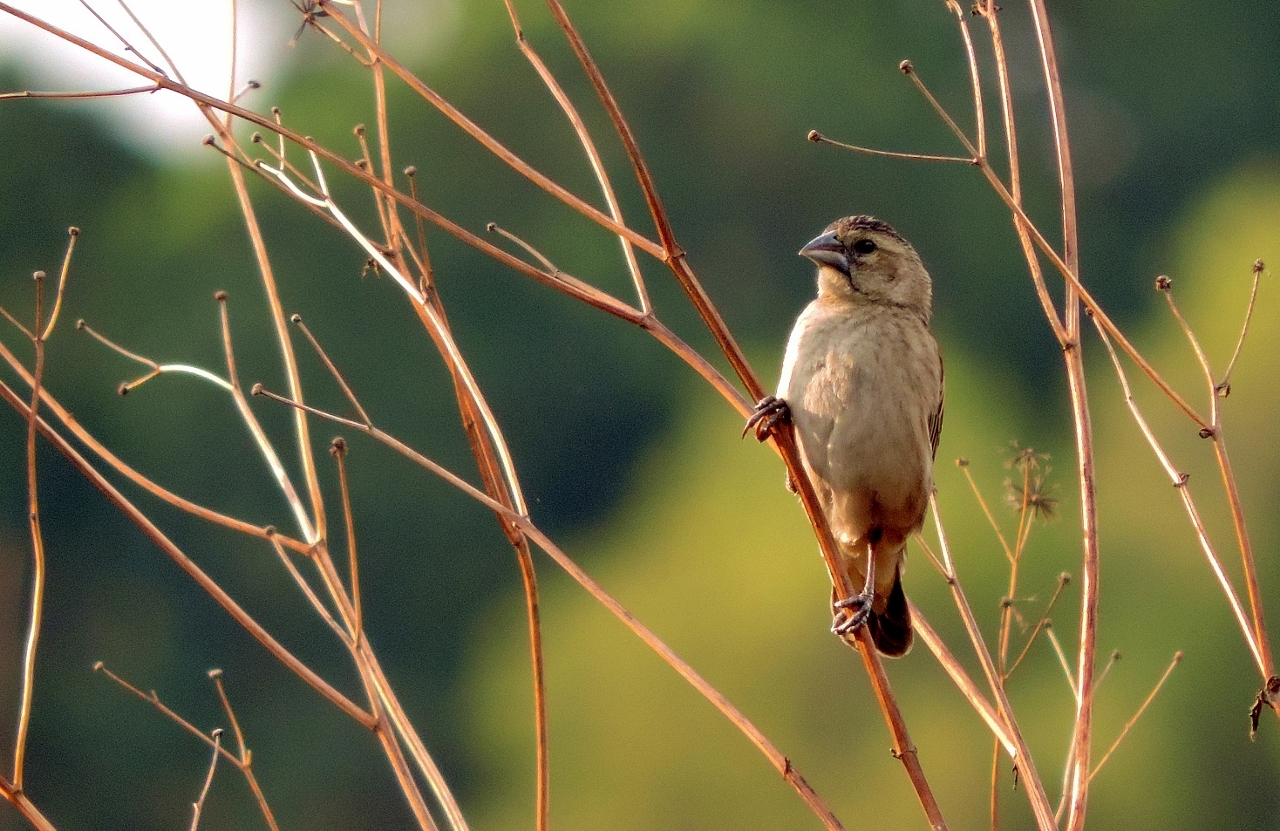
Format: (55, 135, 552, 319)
(852, 238, 877, 256)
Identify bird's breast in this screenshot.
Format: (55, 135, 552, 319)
(778, 301, 940, 535)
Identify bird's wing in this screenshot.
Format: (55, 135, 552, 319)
(928, 355, 944, 461)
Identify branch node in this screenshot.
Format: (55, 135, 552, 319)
(1249, 676, 1280, 739)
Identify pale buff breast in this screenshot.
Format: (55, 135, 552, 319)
(779, 301, 940, 545)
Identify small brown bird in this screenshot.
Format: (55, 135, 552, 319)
(749, 216, 943, 656)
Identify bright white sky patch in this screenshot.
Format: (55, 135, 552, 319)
(0, 0, 295, 157)
(0, 1, 458, 159)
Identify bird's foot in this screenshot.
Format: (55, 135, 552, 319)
(744, 395, 791, 442)
(831, 592, 874, 636)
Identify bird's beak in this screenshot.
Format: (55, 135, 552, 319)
(799, 230, 848, 274)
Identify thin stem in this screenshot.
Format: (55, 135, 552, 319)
(255, 385, 845, 829)
(0, 776, 57, 831)
(292, 315, 372, 426)
(268, 534, 351, 646)
(1089, 652, 1182, 782)
(96, 663, 281, 831)
(112, 0, 187, 84)
(1217, 259, 1264, 394)
(894, 48, 1199, 426)
(331, 439, 363, 644)
(216, 293, 317, 542)
(0, 376, 373, 727)
(188, 730, 222, 831)
(1093, 650, 1122, 693)
(946, 0, 986, 160)
(807, 131, 974, 164)
(901, 61, 976, 154)
(0, 83, 160, 100)
(487, 222, 562, 274)
(40, 227, 77, 342)
(215, 128, 328, 546)
(989, 738, 1001, 831)
(998, 459, 1034, 676)
(958, 460, 1014, 562)
(0, 303, 34, 341)
(982, 1, 1069, 343)
(1095, 325, 1265, 672)
(503, 0, 650, 313)
(209, 671, 246, 760)
(1212, 438, 1272, 675)
(851, 626, 948, 831)
(0, 333, 309, 554)
(910, 607, 1014, 756)
(1160, 284, 1218, 424)
(1006, 573, 1070, 678)
(73, 0, 167, 77)
(14, 271, 48, 791)
(1045, 625, 1078, 701)
(313, 0, 661, 257)
(924, 497, 1057, 830)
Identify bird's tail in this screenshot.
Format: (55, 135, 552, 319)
(869, 567, 913, 657)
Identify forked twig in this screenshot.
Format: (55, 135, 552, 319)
(252, 381, 845, 830)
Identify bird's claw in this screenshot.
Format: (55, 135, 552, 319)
(744, 395, 791, 442)
(831, 592, 874, 636)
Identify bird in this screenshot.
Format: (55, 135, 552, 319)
(747, 216, 943, 656)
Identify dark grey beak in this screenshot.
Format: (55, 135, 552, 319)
(799, 229, 848, 274)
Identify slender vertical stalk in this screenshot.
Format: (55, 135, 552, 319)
(13, 271, 47, 791)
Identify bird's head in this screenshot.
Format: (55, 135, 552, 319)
(800, 216, 932, 317)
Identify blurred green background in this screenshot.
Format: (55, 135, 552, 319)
(1, 0, 1279, 828)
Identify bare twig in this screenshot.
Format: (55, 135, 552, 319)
(188, 729, 222, 831)
(808, 131, 974, 164)
(253, 382, 846, 829)
(0, 373, 374, 726)
(1095, 323, 1264, 672)
(1217, 259, 1265, 395)
(331, 438, 363, 644)
(14, 270, 47, 791)
(503, 0, 649, 313)
(0, 83, 160, 100)
(1089, 653, 1183, 782)
(923, 496, 1057, 829)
